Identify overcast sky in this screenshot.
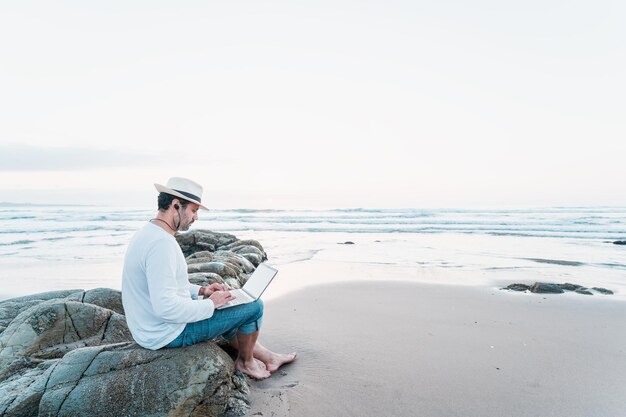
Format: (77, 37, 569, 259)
(1, 1, 624, 208)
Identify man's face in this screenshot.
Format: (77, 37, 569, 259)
(178, 203, 200, 231)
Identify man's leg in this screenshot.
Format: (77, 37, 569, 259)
(233, 331, 271, 379)
(229, 338, 297, 372)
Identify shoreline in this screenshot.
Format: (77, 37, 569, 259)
(250, 280, 626, 417)
(2, 230, 624, 301)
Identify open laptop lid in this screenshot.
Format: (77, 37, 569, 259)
(243, 263, 278, 299)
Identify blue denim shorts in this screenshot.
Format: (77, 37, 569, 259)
(164, 299, 263, 348)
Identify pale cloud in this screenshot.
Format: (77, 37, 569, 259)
(0, 144, 166, 171)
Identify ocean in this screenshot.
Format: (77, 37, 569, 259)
(1, 205, 625, 300)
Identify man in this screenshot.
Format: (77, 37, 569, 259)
(122, 177, 296, 380)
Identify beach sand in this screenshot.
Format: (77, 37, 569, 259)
(249, 281, 626, 417)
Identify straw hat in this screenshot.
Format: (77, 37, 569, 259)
(154, 177, 208, 210)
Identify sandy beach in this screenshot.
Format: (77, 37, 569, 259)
(249, 280, 626, 417)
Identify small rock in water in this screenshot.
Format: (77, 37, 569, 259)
(530, 282, 564, 294)
(338, 241, 355, 245)
(613, 240, 626, 245)
(575, 288, 593, 295)
(592, 287, 614, 295)
(558, 283, 582, 291)
(501, 283, 530, 292)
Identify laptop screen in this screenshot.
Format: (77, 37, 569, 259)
(243, 263, 278, 298)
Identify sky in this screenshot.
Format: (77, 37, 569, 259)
(1, 1, 625, 209)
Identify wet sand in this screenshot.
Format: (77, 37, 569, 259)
(249, 281, 626, 417)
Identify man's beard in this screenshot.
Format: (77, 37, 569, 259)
(178, 218, 192, 231)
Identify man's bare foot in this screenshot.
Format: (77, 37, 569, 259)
(235, 358, 271, 380)
(264, 352, 298, 373)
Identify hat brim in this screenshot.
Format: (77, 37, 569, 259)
(154, 183, 209, 210)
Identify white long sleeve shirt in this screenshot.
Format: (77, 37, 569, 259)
(122, 222, 215, 349)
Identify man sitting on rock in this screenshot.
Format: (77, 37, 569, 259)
(122, 177, 296, 379)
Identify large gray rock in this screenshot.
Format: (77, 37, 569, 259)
(0, 359, 58, 417)
(0, 290, 84, 335)
(62, 288, 124, 316)
(0, 300, 131, 371)
(38, 342, 249, 417)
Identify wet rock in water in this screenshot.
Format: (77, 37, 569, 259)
(558, 283, 582, 292)
(502, 283, 530, 292)
(575, 288, 593, 295)
(530, 282, 565, 294)
(613, 240, 626, 245)
(337, 241, 355, 245)
(592, 287, 614, 295)
(38, 342, 249, 417)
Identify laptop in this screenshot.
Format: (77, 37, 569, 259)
(216, 262, 278, 309)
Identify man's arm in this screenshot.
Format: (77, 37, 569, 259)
(145, 240, 215, 323)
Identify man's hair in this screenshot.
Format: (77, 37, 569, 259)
(157, 192, 191, 211)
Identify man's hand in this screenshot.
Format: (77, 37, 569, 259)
(209, 290, 236, 308)
(199, 283, 229, 297)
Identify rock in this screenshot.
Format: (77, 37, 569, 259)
(186, 250, 214, 260)
(0, 300, 131, 371)
(187, 256, 214, 265)
(82, 288, 124, 316)
(0, 358, 58, 416)
(339, 241, 355, 245)
(188, 272, 226, 287)
(176, 230, 239, 257)
(530, 282, 564, 294)
(38, 342, 249, 417)
(213, 251, 256, 274)
(219, 239, 265, 254)
(575, 288, 593, 295)
(592, 287, 614, 295)
(224, 278, 242, 289)
(0, 290, 84, 305)
(188, 261, 238, 278)
(613, 240, 626, 245)
(558, 283, 582, 291)
(501, 283, 530, 292)
(241, 253, 262, 267)
(0, 290, 85, 336)
(230, 245, 265, 259)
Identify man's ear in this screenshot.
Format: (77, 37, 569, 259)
(172, 199, 181, 210)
